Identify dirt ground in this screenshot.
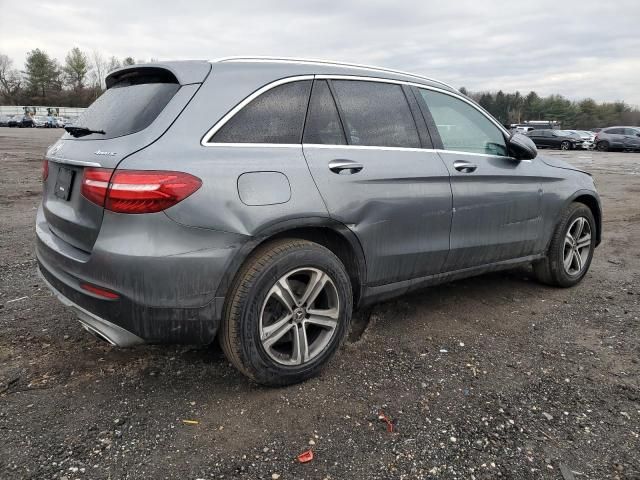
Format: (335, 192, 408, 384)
(0, 127, 638, 480)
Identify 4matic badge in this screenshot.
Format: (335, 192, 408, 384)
(94, 150, 117, 156)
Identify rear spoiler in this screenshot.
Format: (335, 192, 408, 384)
(106, 61, 212, 88)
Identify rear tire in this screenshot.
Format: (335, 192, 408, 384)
(219, 239, 352, 386)
(596, 141, 609, 152)
(533, 203, 596, 287)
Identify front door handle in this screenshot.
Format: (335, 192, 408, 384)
(453, 160, 477, 173)
(328, 159, 364, 174)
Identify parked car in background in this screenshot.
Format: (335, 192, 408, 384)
(37, 58, 601, 386)
(0, 115, 11, 127)
(565, 130, 595, 149)
(527, 129, 585, 150)
(595, 126, 640, 151)
(33, 116, 47, 128)
(20, 115, 35, 128)
(55, 117, 66, 128)
(8, 115, 23, 127)
(513, 126, 535, 134)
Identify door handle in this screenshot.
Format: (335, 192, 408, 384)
(328, 159, 364, 174)
(453, 160, 477, 173)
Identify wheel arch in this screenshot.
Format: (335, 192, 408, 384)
(215, 217, 367, 308)
(555, 191, 602, 247)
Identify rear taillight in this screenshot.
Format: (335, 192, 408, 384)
(81, 168, 202, 214)
(42, 160, 49, 181)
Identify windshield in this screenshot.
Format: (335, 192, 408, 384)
(66, 80, 180, 140)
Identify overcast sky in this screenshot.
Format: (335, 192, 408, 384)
(2, 0, 639, 105)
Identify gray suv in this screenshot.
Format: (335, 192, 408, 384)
(595, 126, 640, 151)
(37, 57, 601, 385)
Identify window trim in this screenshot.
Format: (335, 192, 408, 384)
(201, 74, 510, 149)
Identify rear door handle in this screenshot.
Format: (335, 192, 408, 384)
(328, 159, 364, 174)
(453, 160, 477, 173)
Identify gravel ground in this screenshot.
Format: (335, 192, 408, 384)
(0, 128, 639, 480)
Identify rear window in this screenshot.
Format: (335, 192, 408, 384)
(68, 73, 180, 140)
(212, 80, 312, 144)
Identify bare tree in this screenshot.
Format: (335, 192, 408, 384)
(90, 50, 108, 89)
(106, 56, 122, 74)
(0, 53, 23, 102)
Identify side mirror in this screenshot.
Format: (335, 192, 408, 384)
(508, 133, 537, 160)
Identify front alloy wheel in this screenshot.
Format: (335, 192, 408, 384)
(533, 202, 596, 287)
(563, 217, 592, 276)
(560, 140, 571, 150)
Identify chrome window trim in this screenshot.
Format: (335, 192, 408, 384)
(201, 75, 314, 146)
(47, 157, 102, 167)
(202, 73, 510, 149)
(209, 56, 458, 91)
(305, 144, 515, 160)
(303, 143, 429, 153)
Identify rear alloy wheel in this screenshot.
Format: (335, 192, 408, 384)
(260, 267, 340, 366)
(596, 141, 609, 152)
(220, 239, 352, 386)
(560, 140, 571, 150)
(533, 202, 596, 287)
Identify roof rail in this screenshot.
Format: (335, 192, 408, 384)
(210, 56, 457, 92)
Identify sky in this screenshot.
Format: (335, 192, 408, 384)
(1, 0, 639, 106)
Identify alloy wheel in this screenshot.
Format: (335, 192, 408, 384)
(259, 267, 340, 366)
(563, 217, 592, 276)
(560, 141, 570, 150)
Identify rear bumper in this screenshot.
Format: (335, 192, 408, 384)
(37, 257, 225, 345)
(38, 269, 144, 346)
(35, 204, 249, 345)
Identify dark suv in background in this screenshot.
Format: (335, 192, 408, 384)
(595, 126, 640, 151)
(37, 58, 601, 385)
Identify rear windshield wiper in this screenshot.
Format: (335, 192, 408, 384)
(64, 126, 106, 138)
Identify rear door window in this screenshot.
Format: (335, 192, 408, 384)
(212, 80, 312, 144)
(302, 80, 346, 145)
(419, 89, 507, 156)
(70, 73, 180, 140)
(331, 80, 420, 148)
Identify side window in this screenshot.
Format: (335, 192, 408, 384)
(331, 80, 420, 148)
(419, 89, 508, 156)
(625, 128, 639, 136)
(211, 80, 312, 144)
(606, 128, 622, 135)
(302, 80, 346, 145)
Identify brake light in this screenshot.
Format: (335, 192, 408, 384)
(80, 282, 120, 299)
(81, 168, 112, 207)
(42, 160, 49, 181)
(81, 168, 202, 214)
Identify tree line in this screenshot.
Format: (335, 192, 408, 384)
(459, 87, 640, 129)
(0, 48, 155, 108)
(1, 48, 639, 129)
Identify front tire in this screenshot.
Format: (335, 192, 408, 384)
(534, 203, 596, 287)
(596, 141, 609, 152)
(560, 140, 571, 150)
(219, 239, 353, 386)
